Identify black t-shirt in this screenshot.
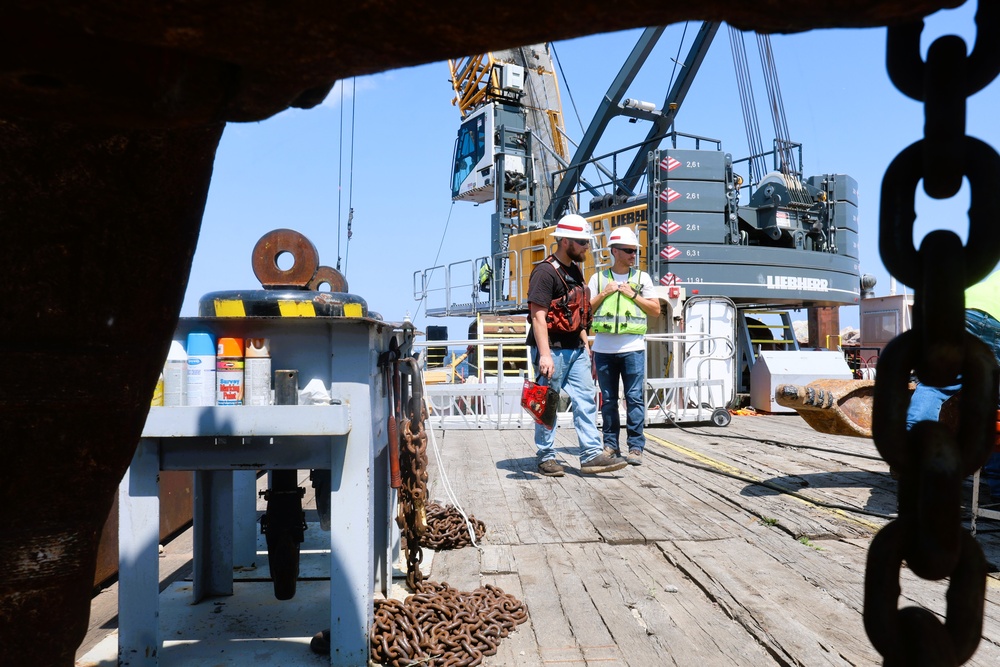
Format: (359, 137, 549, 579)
(526, 256, 586, 350)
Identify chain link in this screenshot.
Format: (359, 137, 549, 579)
(375, 363, 528, 666)
(866, 2, 1000, 663)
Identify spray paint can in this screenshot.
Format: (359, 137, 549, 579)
(217, 337, 245, 406)
(151, 373, 164, 406)
(163, 339, 187, 406)
(186, 332, 216, 407)
(244, 338, 272, 406)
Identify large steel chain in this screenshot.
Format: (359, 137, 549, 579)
(372, 581, 528, 667)
(374, 364, 527, 666)
(398, 403, 430, 590)
(424, 502, 487, 551)
(866, 3, 1000, 664)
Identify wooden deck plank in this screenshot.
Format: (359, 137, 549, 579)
(542, 543, 627, 665)
(429, 429, 518, 545)
(644, 428, 884, 541)
(481, 572, 543, 667)
(484, 426, 607, 545)
(513, 544, 588, 665)
(611, 541, 780, 666)
(659, 534, 882, 666)
(426, 545, 481, 592)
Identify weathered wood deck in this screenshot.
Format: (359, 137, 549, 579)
(425, 413, 1000, 666)
(77, 413, 1000, 665)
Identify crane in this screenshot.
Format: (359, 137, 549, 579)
(421, 24, 861, 396)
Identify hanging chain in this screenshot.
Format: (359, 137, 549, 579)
(374, 362, 528, 666)
(398, 403, 430, 590)
(866, 3, 1000, 664)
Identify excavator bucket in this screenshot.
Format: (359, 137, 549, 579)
(774, 379, 876, 438)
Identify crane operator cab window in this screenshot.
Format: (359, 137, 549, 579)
(451, 111, 489, 199)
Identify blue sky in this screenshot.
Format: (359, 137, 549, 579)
(181, 2, 998, 338)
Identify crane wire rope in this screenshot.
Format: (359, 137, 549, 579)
(413, 201, 457, 320)
(517, 44, 559, 217)
(665, 23, 689, 95)
(728, 26, 767, 185)
(756, 34, 811, 206)
(344, 77, 357, 277)
(420, 373, 482, 549)
(336, 80, 344, 271)
(756, 34, 793, 175)
(549, 41, 586, 138)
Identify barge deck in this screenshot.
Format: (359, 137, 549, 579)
(78, 413, 1000, 665)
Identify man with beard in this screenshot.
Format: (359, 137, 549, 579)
(525, 214, 628, 477)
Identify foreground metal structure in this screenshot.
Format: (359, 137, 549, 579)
(0, 1, 976, 665)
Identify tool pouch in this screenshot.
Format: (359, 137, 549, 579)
(521, 376, 559, 429)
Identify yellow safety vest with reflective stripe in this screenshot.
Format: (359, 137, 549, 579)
(965, 270, 1000, 320)
(592, 269, 647, 335)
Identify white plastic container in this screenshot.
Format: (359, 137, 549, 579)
(163, 339, 187, 406)
(244, 338, 272, 406)
(186, 332, 216, 407)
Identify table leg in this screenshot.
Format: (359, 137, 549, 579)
(327, 432, 373, 666)
(118, 438, 161, 667)
(193, 470, 234, 602)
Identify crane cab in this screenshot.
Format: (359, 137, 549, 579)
(451, 104, 495, 203)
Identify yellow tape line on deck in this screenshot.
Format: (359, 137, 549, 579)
(644, 431, 884, 532)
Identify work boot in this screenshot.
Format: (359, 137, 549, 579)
(580, 453, 627, 474)
(603, 446, 621, 458)
(627, 449, 643, 466)
(538, 460, 565, 477)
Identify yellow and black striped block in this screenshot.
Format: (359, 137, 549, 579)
(199, 290, 368, 318)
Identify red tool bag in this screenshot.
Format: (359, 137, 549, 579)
(521, 377, 559, 429)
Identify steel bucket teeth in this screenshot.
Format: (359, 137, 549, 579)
(774, 379, 876, 438)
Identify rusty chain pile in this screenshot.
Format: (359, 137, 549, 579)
(373, 580, 529, 667)
(424, 502, 487, 551)
(372, 362, 528, 666)
(865, 3, 1000, 664)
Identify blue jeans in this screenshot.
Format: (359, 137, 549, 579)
(906, 308, 1000, 494)
(531, 347, 603, 464)
(594, 350, 646, 452)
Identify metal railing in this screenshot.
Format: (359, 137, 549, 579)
(413, 330, 736, 430)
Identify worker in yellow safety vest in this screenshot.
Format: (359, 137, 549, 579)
(906, 269, 1000, 501)
(588, 226, 661, 466)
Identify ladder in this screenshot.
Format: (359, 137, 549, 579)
(736, 308, 799, 393)
(475, 314, 530, 379)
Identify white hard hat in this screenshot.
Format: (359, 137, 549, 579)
(608, 226, 639, 248)
(550, 214, 594, 240)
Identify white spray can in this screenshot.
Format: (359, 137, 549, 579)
(186, 332, 216, 407)
(163, 339, 187, 406)
(244, 338, 272, 406)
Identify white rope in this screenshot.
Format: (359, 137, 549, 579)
(420, 372, 482, 550)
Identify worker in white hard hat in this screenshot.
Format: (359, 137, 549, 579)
(525, 213, 627, 476)
(588, 225, 660, 466)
